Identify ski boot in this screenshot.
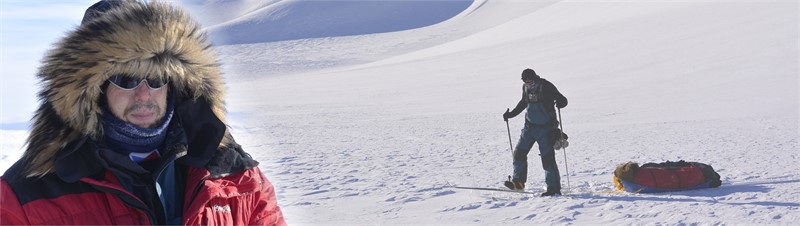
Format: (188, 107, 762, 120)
(540, 190, 562, 197)
(503, 176, 525, 190)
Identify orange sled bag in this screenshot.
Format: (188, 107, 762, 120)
(613, 160, 721, 193)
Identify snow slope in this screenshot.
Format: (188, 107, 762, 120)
(2, 0, 797, 225)
(207, 0, 558, 79)
(181, 0, 473, 45)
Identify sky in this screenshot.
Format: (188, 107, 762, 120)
(0, 0, 97, 128)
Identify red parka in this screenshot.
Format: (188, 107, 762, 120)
(1, 165, 285, 225)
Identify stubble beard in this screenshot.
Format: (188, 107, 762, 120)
(125, 102, 165, 128)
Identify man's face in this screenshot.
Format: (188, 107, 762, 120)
(523, 78, 534, 84)
(106, 77, 168, 128)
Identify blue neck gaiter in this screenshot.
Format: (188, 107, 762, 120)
(102, 97, 174, 162)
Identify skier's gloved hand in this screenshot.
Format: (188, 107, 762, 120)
(503, 108, 512, 121)
(554, 139, 569, 150)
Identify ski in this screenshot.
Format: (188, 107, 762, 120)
(454, 186, 540, 195)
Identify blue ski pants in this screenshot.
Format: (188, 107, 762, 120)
(512, 121, 561, 191)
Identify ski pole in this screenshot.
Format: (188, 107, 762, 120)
(505, 115, 514, 160)
(557, 107, 571, 194)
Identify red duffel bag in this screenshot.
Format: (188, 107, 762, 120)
(614, 160, 721, 193)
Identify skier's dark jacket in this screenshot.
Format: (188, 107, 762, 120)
(507, 78, 568, 125)
(0, 1, 284, 225)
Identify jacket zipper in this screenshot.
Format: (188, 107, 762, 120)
(153, 157, 180, 223)
(186, 175, 210, 210)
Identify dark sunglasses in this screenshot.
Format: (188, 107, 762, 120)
(108, 74, 169, 90)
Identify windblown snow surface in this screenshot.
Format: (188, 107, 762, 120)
(2, 0, 798, 225)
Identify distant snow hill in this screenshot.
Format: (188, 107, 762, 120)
(180, 0, 473, 45)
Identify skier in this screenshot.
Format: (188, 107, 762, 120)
(502, 68, 568, 196)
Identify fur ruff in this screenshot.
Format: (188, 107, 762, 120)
(23, 0, 228, 177)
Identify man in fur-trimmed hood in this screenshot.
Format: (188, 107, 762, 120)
(0, 1, 285, 225)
